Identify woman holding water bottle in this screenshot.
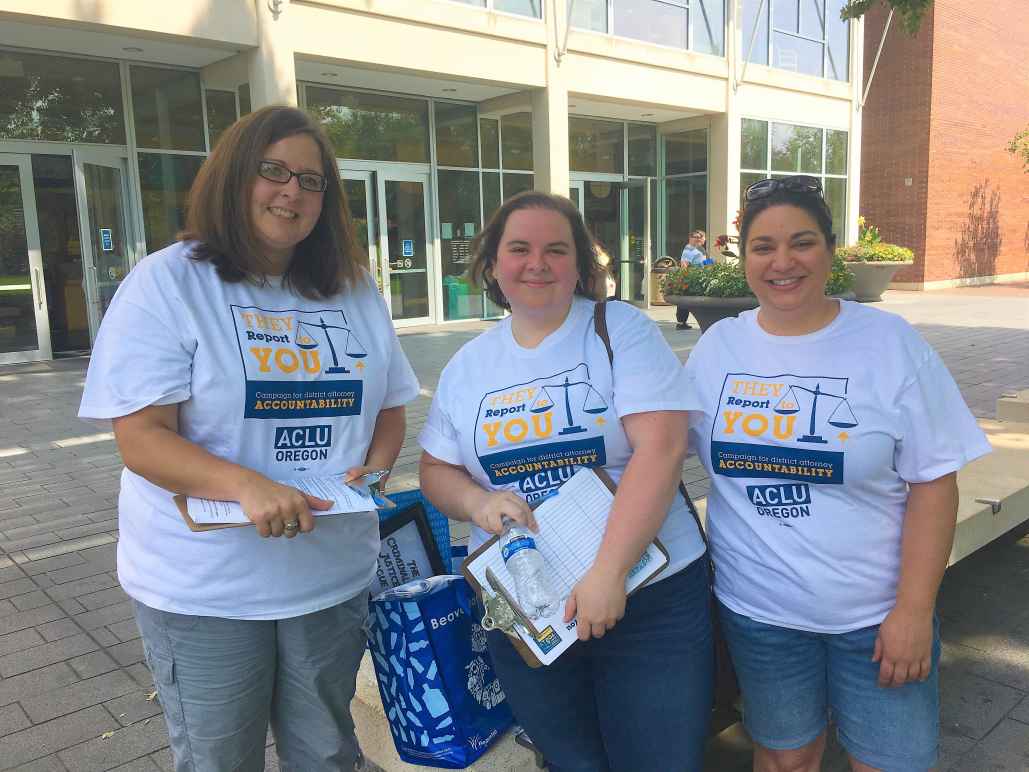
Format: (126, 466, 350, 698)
(419, 191, 714, 772)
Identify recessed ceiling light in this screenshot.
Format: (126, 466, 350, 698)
(321, 72, 338, 77)
(442, 88, 457, 93)
(641, 113, 655, 118)
(122, 46, 143, 53)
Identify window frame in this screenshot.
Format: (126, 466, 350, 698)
(739, 116, 849, 242)
(744, 0, 850, 81)
(441, 0, 544, 20)
(570, 0, 727, 56)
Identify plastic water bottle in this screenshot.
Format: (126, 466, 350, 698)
(500, 524, 561, 620)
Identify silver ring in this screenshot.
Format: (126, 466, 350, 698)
(284, 520, 299, 532)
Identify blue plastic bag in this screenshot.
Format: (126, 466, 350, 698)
(368, 576, 513, 768)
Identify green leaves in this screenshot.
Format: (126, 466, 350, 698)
(840, 0, 933, 35)
(836, 243, 914, 263)
(660, 255, 855, 298)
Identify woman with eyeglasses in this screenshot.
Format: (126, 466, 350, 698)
(683, 176, 990, 772)
(78, 106, 418, 770)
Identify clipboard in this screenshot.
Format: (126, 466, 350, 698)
(172, 487, 396, 533)
(461, 467, 669, 666)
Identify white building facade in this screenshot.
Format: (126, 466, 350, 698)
(0, 0, 862, 363)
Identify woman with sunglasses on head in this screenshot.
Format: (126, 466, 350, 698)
(78, 106, 418, 771)
(683, 176, 990, 772)
(419, 191, 714, 772)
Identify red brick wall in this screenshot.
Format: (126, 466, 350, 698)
(924, 0, 1029, 283)
(859, 4, 934, 284)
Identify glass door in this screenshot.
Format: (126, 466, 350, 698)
(569, 180, 585, 212)
(339, 168, 380, 292)
(624, 180, 652, 307)
(0, 153, 50, 364)
(377, 172, 433, 325)
(73, 150, 134, 343)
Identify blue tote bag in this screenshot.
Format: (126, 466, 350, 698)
(368, 575, 513, 768)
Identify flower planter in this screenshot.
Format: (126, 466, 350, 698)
(846, 261, 914, 302)
(664, 295, 760, 333)
(666, 292, 857, 334)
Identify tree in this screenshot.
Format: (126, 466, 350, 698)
(1007, 127, 1029, 173)
(840, 0, 933, 35)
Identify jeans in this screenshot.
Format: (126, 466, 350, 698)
(133, 592, 369, 772)
(487, 556, 714, 772)
(719, 601, 940, 771)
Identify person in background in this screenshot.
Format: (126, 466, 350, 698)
(78, 106, 419, 771)
(418, 191, 714, 772)
(683, 175, 991, 772)
(677, 229, 709, 330)
(592, 243, 618, 300)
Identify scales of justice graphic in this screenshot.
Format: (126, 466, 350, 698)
(292, 312, 366, 374)
(773, 382, 858, 444)
(527, 365, 609, 435)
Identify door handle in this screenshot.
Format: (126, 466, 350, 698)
(34, 268, 42, 310)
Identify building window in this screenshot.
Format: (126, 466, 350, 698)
(500, 113, 534, 171)
(205, 89, 237, 150)
(570, 117, 625, 174)
(130, 66, 205, 151)
(742, 0, 850, 81)
(664, 129, 707, 260)
(307, 86, 430, 163)
(437, 169, 483, 320)
(448, 0, 542, 18)
(0, 51, 125, 144)
(138, 153, 205, 254)
(740, 118, 848, 240)
(435, 102, 479, 168)
(480, 118, 500, 168)
(571, 1, 725, 56)
(628, 124, 658, 177)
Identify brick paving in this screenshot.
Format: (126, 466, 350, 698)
(0, 287, 1025, 770)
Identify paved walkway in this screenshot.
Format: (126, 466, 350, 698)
(0, 288, 1026, 770)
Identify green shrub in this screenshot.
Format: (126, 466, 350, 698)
(660, 254, 854, 298)
(836, 243, 914, 263)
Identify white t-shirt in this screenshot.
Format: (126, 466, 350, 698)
(683, 301, 991, 633)
(79, 241, 420, 620)
(419, 297, 706, 578)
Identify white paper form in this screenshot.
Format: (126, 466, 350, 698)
(465, 468, 668, 665)
(186, 475, 377, 526)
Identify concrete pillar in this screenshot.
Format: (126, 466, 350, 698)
(249, 0, 298, 108)
(847, 17, 865, 247)
(712, 0, 741, 251)
(532, 0, 569, 196)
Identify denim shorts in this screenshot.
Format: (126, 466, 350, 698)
(719, 601, 940, 772)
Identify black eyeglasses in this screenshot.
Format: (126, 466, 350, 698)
(257, 160, 327, 193)
(744, 175, 823, 203)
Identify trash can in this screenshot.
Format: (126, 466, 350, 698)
(650, 256, 679, 306)
(443, 275, 472, 320)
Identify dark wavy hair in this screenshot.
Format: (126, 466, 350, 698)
(738, 188, 836, 258)
(179, 105, 363, 298)
(468, 191, 603, 310)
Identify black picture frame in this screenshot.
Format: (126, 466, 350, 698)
(373, 502, 448, 594)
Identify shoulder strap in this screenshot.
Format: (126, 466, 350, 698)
(592, 301, 711, 555)
(593, 300, 615, 365)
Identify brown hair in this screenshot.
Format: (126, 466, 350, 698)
(468, 191, 603, 310)
(179, 105, 362, 298)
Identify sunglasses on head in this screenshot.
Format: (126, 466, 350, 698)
(744, 175, 823, 203)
